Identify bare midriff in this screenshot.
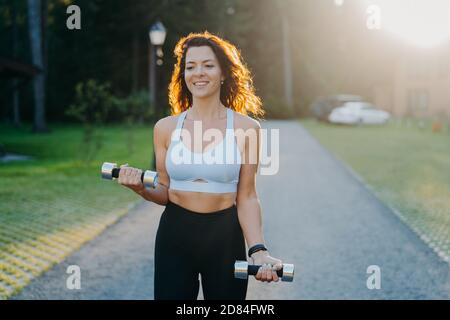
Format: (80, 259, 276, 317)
(168, 188, 237, 213)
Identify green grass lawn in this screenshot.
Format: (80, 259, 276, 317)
(0, 123, 155, 299)
(301, 118, 450, 262)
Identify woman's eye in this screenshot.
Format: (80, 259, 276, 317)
(185, 65, 213, 71)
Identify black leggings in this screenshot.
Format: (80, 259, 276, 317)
(154, 200, 248, 300)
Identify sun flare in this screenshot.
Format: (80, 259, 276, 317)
(364, 0, 450, 48)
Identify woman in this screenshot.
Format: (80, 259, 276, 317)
(118, 31, 282, 300)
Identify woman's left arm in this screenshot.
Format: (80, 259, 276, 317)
(236, 121, 282, 283)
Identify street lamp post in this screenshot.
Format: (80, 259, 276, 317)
(148, 21, 166, 170)
(148, 41, 156, 107)
(148, 21, 167, 117)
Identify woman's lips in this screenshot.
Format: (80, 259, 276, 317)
(193, 81, 209, 88)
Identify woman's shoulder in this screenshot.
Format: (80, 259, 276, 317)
(233, 110, 261, 130)
(154, 113, 185, 143)
(154, 113, 184, 131)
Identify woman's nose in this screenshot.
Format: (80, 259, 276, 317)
(193, 66, 205, 76)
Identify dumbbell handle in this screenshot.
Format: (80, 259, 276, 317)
(111, 167, 145, 182)
(247, 265, 283, 277)
(234, 261, 294, 281)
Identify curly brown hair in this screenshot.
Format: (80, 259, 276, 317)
(168, 31, 264, 119)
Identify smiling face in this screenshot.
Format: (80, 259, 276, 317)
(184, 46, 225, 99)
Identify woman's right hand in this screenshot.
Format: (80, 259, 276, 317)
(117, 163, 146, 194)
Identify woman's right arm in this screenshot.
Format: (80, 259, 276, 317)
(136, 181, 168, 205)
(139, 119, 170, 205)
(128, 119, 170, 205)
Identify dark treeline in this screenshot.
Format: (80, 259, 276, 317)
(0, 0, 290, 123)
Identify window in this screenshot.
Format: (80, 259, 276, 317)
(407, 89, 429, 112)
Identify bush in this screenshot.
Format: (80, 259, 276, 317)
(115, 90, 155, 124)
(65, 79, 116, 164)
(115, 90, 155, 153)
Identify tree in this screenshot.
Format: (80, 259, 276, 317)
(27, 0, 48, 132)
(11, 0, 21, 127)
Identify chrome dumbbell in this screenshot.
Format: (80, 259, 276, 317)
(101, 162, 159, 189)
(234, 260, 295, 282)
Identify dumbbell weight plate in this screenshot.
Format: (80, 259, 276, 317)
(101, 162, 117, 180)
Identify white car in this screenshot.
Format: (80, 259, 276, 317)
(328, 102, 390, 125)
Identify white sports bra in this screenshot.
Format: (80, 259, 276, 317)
(165, 108, 242, 193)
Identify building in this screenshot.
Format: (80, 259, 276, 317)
(373, 43, 450, 119)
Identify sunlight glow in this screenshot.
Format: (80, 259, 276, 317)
(365, 0, 450, 48)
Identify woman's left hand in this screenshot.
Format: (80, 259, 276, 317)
(250, 250, 283, 283)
